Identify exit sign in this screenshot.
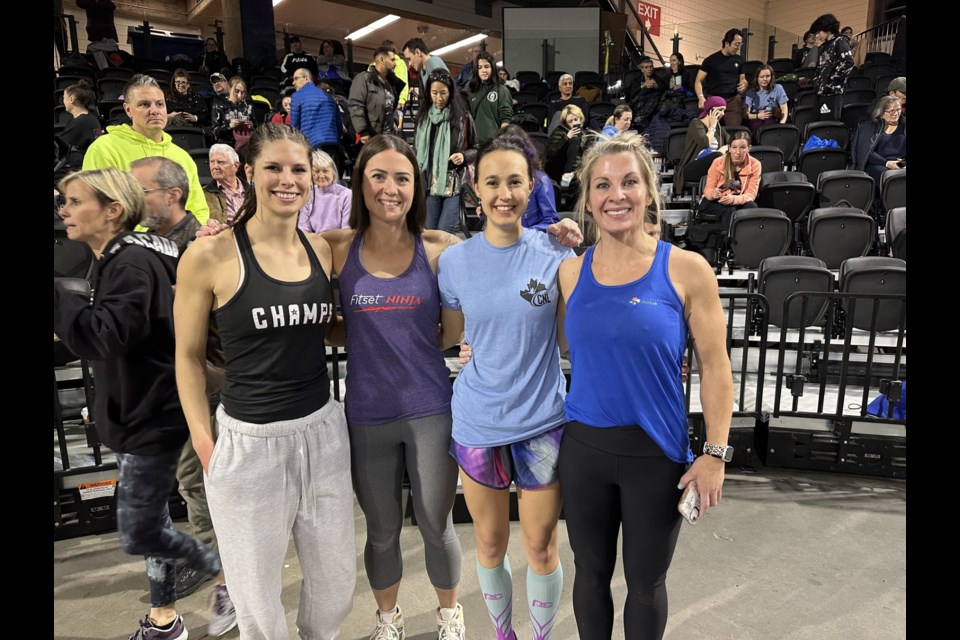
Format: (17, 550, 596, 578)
(637, 2, 662, 37)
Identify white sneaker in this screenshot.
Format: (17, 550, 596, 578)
(370, 606, 405, 640)
(436, 603, 465, 640)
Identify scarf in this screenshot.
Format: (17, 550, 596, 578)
(415, 105, 452, 196)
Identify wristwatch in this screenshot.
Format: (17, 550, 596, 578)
(703, 442, 734, 462)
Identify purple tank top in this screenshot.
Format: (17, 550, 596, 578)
(338, 233, 452, 425)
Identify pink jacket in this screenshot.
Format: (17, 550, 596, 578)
(703, 154, 762, 206)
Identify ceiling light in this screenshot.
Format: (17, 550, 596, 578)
(345, 15, 401, 41)
(272, 0, 285, 6)
(432, 34, 486, 57)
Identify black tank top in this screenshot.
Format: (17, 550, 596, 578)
(215, 224, 333, 423)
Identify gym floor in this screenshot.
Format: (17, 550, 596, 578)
(53, 466, 905, 640)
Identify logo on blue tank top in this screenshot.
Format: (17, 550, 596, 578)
(629, 296, 667, 306)
(520, 278, 551, 307)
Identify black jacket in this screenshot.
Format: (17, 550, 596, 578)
(54, 232, 187, 455)
(851, 115, 907, 171)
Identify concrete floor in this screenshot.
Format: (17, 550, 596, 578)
(53, 467, 905, 640)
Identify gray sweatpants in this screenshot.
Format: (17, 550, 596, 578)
(206, 400, 356, 640)
(350, 412, 461, 591)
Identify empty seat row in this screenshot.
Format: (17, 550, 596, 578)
(758, 255, 905, 331)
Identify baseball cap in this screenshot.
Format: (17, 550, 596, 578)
(210, 73, 227, 83)
(887, 77, 906, 94)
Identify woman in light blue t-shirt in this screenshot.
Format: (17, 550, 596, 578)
(744, 64, 789, 135)
(438, 134, 582, 640)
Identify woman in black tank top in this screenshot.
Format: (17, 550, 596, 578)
(174, 123, 356, 638)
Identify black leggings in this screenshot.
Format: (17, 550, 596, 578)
(558, 421, 686, 640)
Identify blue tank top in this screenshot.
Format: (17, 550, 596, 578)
(338, 233, 452, 425)
(564, 241, 693, 463)
(215, 225, 333, 423)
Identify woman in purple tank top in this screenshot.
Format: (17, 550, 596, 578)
(556, 133, 734, 640)
(322, 135, 471, 640)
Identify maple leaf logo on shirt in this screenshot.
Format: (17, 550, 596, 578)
(520, 278, 551, 307)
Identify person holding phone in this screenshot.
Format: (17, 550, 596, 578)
(744, 65, 789, 135)
(210, 76, 255, 150)
(546, 103, 586, 184)
(673, 96, 730, 197)
(698, 130, 761, 240)
(852, 95, 906, 191)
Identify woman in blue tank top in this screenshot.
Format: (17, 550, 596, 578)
(557, 133, 734, 640)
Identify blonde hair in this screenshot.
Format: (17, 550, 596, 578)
(575, 132, 661, 241)
(58, 168, 145, 231)
(559, 103, 585, 125)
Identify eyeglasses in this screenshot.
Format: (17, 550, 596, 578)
(884, 108, 902, 115)
(174, 80, 190, 86)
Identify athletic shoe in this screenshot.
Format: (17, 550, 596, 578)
(369, 606, 405, 640)
(127, 614, 188, 640)
(207, 584, 238, 637)
(436, 603, 465, 640)
(175, 566, 214, 599)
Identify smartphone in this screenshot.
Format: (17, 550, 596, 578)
(896, 159, 906, 168)
(678, 484, 700, 524)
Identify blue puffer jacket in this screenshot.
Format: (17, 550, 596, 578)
(291, 82, 342, 147)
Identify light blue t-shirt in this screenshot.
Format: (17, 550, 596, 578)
(745, 85, 789, 115)
(438, 230, 574, 447)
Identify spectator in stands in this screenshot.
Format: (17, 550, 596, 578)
(349, 46, 402, 143)
(203, 143, 246, 225)
(602, 104, 633, 138)
(211, 76, 254, 149)
(209, 72, 229, 98)
(291, 68, 344, 177)
(174, 122, 354, 640)
(271, 91, 293, 125)
(196, 37, 230, 76)
(499, 67, 521, 92)
(130, 157, 202, 254)
(60, 80, 102, 163)
(559, 132, 732, 640)
(415, 71, 477, 234)
(467, 51, 513, 145)
(83, 74, 210, 223)
(280, 36, 318, 85)
(628, 56, 667, 132)
(402, 37, 451, 94)
(498, 125, 562, 231)
(546, 104, 585, 184)
(438, 134, 575, 640)
(455, 47, 479, 92)
(54, 167, 235, 640)
(744, 64, 789, 135)
(167, 68, 208, 127)
(794, 31, 819, 70)
(810, 14, 854, 122)
(547, 73, 589, 133)
(673, 96, 730, 197)
(381, 40, 409, 127)
(666, 53, 695, 94)
(317, 38, 351, 82)
(297, 149, 352, 233)
(852, 96, 906, 188)
(695, 28, 748, 126)
(887, 77, 906, 116)
(699, 131, 761, 234)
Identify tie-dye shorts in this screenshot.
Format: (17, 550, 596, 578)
(450, 424, 564, 490)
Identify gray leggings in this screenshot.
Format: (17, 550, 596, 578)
(350, 412, 462, 591)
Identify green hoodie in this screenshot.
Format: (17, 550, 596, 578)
(82, 124, 210, 224)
